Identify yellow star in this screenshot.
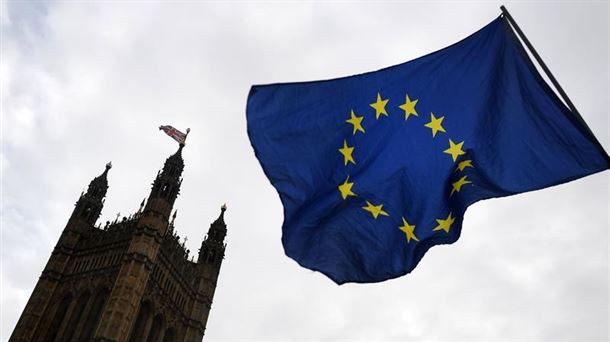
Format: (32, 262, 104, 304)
(424, 112, 446, 137)
(443, 139, 466, 162)
(399, 94, 418, 121)
(362, 201, 389, 219)
(450, 175, 472, 196)
(433, 212, 456, 233)
(338, 140, 355, 166)
(346, 110, 365, 135)
(338, 176, 357, 200)
(370, 92, 389, 119)
(455, 159, 474, 172)
(399, 217, 419, 243)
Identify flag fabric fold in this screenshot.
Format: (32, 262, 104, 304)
(246, 16, 610, 284)
(159, 125, 187, 144)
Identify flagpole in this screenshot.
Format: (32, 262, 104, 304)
(499, 5, 593, 135)
(500, 6, 578, 114)
(183, 128, 191, 146)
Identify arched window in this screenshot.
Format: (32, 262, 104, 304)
(80, 288, 110, 340)
(146, 314, 165, 342)
(62, 291, 91, 340)
(40, 294, 72, 342)
(129, 301, 152, 342)
(162, 328, 175, 342)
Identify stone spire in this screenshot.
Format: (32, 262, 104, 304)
(72, 162, 111, 225)
(144, 145, 185, 219)
(198, 205, 227, 264)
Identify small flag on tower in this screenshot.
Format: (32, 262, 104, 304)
(159, 125, 190, 145)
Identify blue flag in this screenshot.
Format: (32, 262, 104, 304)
(246, 16, 610, 284)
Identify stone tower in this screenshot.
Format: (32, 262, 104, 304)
(10, 144, 227, 342)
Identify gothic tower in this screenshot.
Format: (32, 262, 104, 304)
(10, 144, 227, 342)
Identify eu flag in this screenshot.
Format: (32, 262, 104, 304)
(246, 16, 610, 284)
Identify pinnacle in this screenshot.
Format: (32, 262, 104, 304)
(214, 204, 227, 227)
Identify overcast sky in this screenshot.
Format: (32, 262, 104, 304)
(1, 1, 608, 341)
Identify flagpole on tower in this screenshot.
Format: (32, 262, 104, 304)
(183, 128, 191, 146)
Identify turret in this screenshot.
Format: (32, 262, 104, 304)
(198, 204, 227, 264)
(94, 145, 187, 340)
(184, 205, 228, 340)
(10, 163, 112, 341)
(144, 145, 184, 220)
(70, 162, 111, 226)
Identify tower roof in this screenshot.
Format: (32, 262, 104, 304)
(205, 205, 227, 245)
(161, 145, 185, 178)
(214, 204, 227, 226)
(86, 162, 111, 199)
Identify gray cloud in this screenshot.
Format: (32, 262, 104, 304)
(1, 1, 608, 341)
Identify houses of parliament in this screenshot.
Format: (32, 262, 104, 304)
(10, 143, 227, 341)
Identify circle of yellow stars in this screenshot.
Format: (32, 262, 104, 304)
(338, 91, 475, 244)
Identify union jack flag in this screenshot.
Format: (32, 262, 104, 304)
(159, 125, 189, 144)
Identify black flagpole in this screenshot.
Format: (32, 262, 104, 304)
(500, 5, 594, 136)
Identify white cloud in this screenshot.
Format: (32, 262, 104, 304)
(0, 0, 10, 27)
